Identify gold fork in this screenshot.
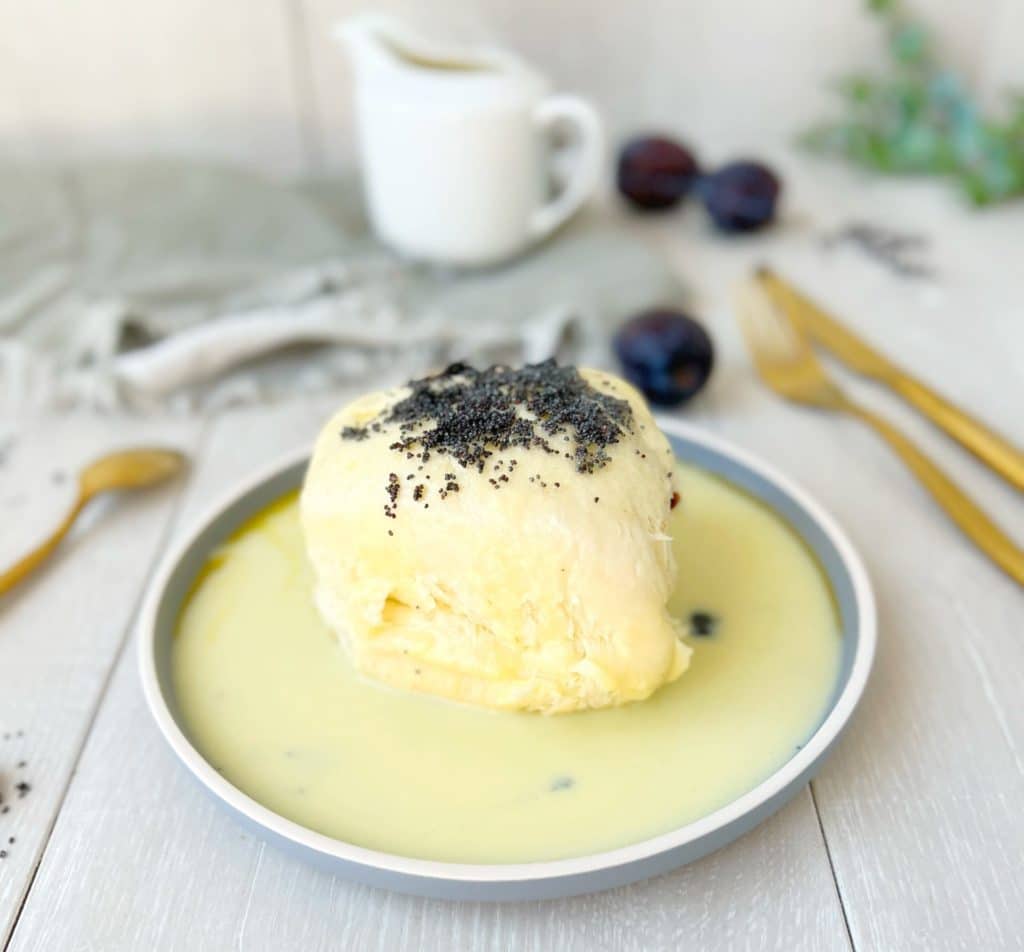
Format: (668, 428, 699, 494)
(735, 275, 1024, 587)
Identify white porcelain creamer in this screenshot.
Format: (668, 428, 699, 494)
(337, 15, 603, 267)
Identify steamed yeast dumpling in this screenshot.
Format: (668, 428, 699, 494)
(300, 361, 688, 713)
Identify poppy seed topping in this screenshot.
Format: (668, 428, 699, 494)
(342, 361, 637, 515)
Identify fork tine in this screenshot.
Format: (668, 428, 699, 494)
(735, 282, 767, 359)
(736, 278, 788, 369)
(758, 291, 788, 358)
(734, 280, 766, 367)
(736, 270, 848, 410)
(770, 285, 811, 357)
(744, 276, 808, 366)
(767, 291, 803, 359)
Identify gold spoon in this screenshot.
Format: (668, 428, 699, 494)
(0, 448, 187, 596)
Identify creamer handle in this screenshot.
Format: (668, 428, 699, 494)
(530, 95, 604, 240)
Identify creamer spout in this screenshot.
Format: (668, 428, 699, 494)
(333, 14, 408, 76)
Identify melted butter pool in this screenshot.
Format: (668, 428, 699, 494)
(172, 463, 841, 863)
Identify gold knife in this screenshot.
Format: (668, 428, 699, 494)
(758, 267, 1024, 493)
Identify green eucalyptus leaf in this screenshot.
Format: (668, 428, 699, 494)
(892, 124, 942, 169)
(837, 75, 877, 103)
(798, 0, 1024, 205)
(890, 23, 929, 67)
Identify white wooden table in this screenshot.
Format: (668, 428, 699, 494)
(1, 158, 1022, 951)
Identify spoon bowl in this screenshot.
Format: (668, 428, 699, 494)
(0, 447, 187, 596)
(79, 449, 187, 499)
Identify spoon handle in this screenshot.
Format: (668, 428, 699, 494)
(0, 495, 86, 596)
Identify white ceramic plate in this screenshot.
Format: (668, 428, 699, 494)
(138, 418, 875, 900)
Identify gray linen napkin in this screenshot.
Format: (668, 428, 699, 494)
(0, 160, 679, 413)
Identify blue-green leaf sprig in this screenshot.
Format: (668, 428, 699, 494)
(800, 0, 1024, 205)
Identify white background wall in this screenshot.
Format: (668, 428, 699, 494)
(1, 0, 1022, 179)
